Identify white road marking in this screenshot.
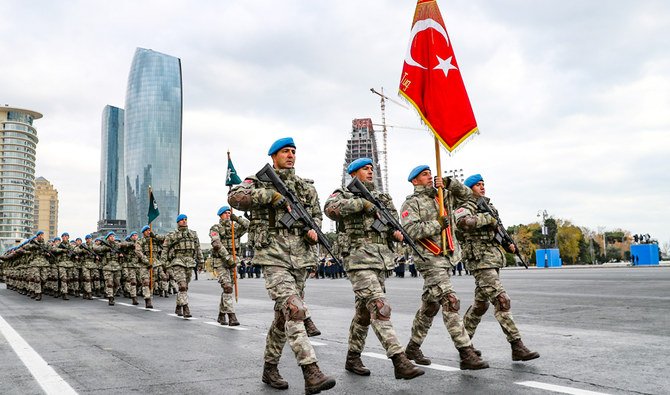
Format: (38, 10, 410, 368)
(203, 321, 249, 331)
(136, 307, 162, 312)
(116, 302, 134, 307)
(362, 352, 459, 372)
(0, 314, 78, 395)
(516, 381, 611, 395)
(166, 313, 198, 320)
(309, 340, 327, 346)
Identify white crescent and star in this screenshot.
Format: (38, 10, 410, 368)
(404, 18, 458, 78)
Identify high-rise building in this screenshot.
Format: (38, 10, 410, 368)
(33, 176, 58, 239)
(97, 105, 127, 237)
(341, 118, 384, 191)
(0, 105, 42, 252)
(123, 48, 182, 235)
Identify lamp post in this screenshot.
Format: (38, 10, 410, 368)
(444, 168, 464, 183)
(537, 210, 548, 248)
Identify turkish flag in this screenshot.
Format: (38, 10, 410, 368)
(399, 0, 477, 151)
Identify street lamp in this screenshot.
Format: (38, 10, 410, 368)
(444, 168, 464, 182)
(537, 210, 548, 247)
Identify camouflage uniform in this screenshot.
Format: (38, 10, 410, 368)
(53, 241, 74, 297)
(228, 169, 320, 367)
(22, 239, 53, 299)
(210, 215, 248, 318)
(324, 183, 403, 358)
(77, 240, 100, 298)
(161, 225, 203, 312)
(401, 179, 489, 369)
(93, 240, 123, 303)
(136, 233, 168, 299)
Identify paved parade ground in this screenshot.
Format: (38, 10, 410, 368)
(1, 266, 669, 395)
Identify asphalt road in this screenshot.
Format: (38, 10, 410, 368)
(1, 266, 668, 395)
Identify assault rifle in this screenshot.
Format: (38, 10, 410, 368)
(476, 197, 528, 269)
(346, 177, 426, 261)
(79, 244, 100, 260)
(256, 163, 340, 265)
(100, 239, 122, 255)
(30, 237, 54, 258)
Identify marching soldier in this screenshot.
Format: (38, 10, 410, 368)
(93, 232, 123, 306)
(400, 165, 488, 370)
(161, 214, 203, 319)
(137, 225, 168, 302)
(23, 231, 51, 301)
(77, 234, 99, 300)
(324, 158, 424, 380)
(53, 232, 74, 300)
(209, 205, 248, 326)
(455, 174, 540, 362)
(228, 137, 335, 394)
(120, 232, 141, 305)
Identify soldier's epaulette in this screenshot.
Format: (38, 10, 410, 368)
(302, 178, 315, 184)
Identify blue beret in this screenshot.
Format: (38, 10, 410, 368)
(129, 231, 138, 237)
(464, 174, 483, 188)
(407, 165, 430, 182)
(61, 232, 69, 237)
(141, 225, 150, 233)
(347, 158, 373, 174)
(35, 230, 44, 236)
(75, 237, 82, 241)
(176, 214, 187, 223)
(94, 238, 101, 242)
(53, 237, 61, 241)
(85, 234, 92, 239)
(268, 137, 296, 156)
(217, 206, 231, 216)
(105, 231, 115, 239)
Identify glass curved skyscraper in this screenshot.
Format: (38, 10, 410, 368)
(0, 105, 42, 252)
(99, 105, 125, 221)
(124, 48, 182, 235)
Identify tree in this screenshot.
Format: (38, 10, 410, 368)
(556, 222, 582, 264)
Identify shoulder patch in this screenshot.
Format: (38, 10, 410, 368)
(401, 210, 409, 218)
(244, 179, 253, 184)
(455, 207, 466, 214)
(210, 231, 219, 237)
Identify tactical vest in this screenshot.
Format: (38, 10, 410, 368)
(458, 197, 504, 269)
(171, 229, 197, 257)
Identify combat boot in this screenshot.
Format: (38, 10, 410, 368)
(29, 291, 36, 299)
(162, 290, 168, 298)
(145, 298, 153, 309)
(303, 317, 321, 337)
(471, 344, 482, 356)
(131, 296, 139, 305)
(62, 293, 69, 300)
(182, 304, 192, 318)
(228, 313, 240, 326)
(511, 339, 540, 361)
(391, 352, 425, 380)
(345, 350, 370, 376)
(217, 312, 228, 325)
(175, 305, 183, 316)
(35, 293, 42, 301)
(108, 296, 115, 306)
(457, 346, 489, 370)
(301, 362, 336, 394)
(405, 340, 431, 365)
(262, 362, 289, 390)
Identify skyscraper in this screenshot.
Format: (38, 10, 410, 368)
(97, 105, 127, 237)
(0, 105, 42, 252)
(124, 48, 182, 235)
(33, 176, 58, 239)
(341, 118, 384, 191)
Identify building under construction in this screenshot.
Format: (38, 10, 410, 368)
(341, 118, 384, 192)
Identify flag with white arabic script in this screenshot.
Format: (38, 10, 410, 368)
(226, 152, 242, 186)
(147, 190, 160, 224)
(399, 0, 478, 151)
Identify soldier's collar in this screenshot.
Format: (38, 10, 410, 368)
(414, 184, 436, 197)
(362, 180, 376, 191)
(275, 168, 296, 180)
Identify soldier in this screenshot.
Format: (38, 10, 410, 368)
(93, 232, 123, 306)
(209, 205, 248, 326)
(137, 225, 168, 304)
(77, 234, 99, 300)
(161, 214, 203, 319)
(71, 238, 82, 297)
(22, 231, 52, 301)
(455, 174, 540, 362)
(52, 232, 75, 300)
(120, 232, 141, 305)
(324, 158, 424, 380)
(228, 137, 335, 394)
(400, 165, 488, 370)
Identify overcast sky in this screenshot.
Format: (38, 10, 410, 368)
(2, 0, 669, 248)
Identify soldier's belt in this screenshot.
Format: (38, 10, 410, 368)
(272, 227, 303, 237)
(352, 233, 386, 245)
(174, 252, 194, 258)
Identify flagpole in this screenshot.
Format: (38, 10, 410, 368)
(434, 138, 448, 255)
(228, 150, 240, 303)
(148, 186, 154, 292)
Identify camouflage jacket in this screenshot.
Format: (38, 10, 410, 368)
(209, 219, 240, 269)
(454, 195, 505, 271)
(22, 239, 52, 267)
(93, 240, 124, 271)
(76, 241, 99, 270)
(53, 241, 75, 267)
(161, 226, 203, 268)
(228, 168, 321, 269)
(324, 182, 397, 271)
(136, 234, 166, 268)
(400, 179, 471, 270)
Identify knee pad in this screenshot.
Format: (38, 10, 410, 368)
(223, 284, 233, 294)
(273, 310, 286, 331)
(443, 293, 460, 313)
(471, 299, 489, 315)
(142, 279, 150, 286)
(368, 298, 392, 321)
(283, 295, 307, 321)
(423, 301, 440, 317)
(355, 303, 371, 326)
(495, 292, 511, 312)
(178, 282, 188, 292)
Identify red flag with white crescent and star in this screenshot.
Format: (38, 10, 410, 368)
(399, 0, 478, 151)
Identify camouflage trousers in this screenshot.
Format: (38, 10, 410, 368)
(122, 267, 139, 298)
(152, 265, 169, 294)
(347, 269, 403, 358)
(57, 266, 70, 294)
(103, 269, 121, 298)
(263, 265, 317, 366)
(138, 267, 154, 299)
(410, 267, 471, 349)
(28, 267, 48, 294)
(217, 267, 235, 314)
(463, 268, 520, 342)
(80, 267, 99, 294)
(68, 268, 80, 293)
(169, 266, 192, 306)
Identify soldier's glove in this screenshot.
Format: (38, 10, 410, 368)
(436, 214, 450, 229)
(230, 213, 238, 221)
(271, 192, 287, 209)
(361, 199, 377, 215)
(150, 231, 156, 238)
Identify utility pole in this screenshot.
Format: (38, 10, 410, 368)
(370, 87, 408, 194)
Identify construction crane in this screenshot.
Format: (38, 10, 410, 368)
(370, 88, 408, 193)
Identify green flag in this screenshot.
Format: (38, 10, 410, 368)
(226, 156, 242, 186)
(148, 190, 160, 224)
